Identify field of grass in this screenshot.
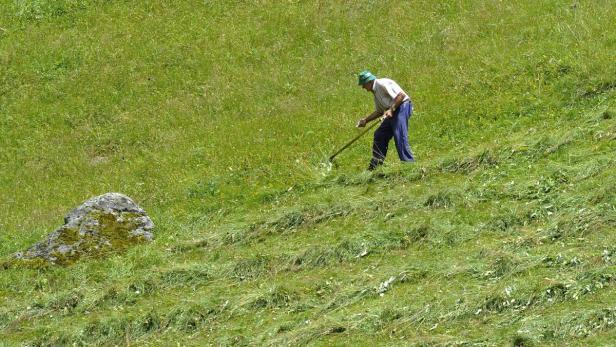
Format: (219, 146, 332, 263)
(1, 0, 615, 345)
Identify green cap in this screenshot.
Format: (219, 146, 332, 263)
(358, 70, 376, 85)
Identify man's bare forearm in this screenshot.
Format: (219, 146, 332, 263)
(389, 92, 407, 113)
(364, 110, 382, 123)
(358, 91, 408, 127)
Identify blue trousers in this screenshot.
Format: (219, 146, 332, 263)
(369, 101, 414, 170)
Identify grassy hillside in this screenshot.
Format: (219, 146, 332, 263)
(1, 0, 615, 345)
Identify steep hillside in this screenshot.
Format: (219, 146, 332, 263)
(1, 1, 615, 346)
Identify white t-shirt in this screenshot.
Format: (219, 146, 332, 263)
(373, 78, 409, 114)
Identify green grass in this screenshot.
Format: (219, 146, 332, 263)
(1, 0, 615, 345)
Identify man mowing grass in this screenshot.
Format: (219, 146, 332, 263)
(356, 70, 414, 170)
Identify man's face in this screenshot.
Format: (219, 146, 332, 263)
(361, 81, 374, 92)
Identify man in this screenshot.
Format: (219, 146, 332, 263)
(356, 70, 414, 170)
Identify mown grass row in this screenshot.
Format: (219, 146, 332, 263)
(173, 111, 614, 257)
(2, 215, 611, 344)
(5, 245, 615, 346)
(3, 162, 612, 346)
(167, 124, 613, 344)
(259, 266, 616, 346)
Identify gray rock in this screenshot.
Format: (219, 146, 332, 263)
(14, 193, 154, 266)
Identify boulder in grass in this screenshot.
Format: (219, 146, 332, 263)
(12, 193, 154, 266)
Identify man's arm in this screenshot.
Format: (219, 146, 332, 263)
(357, 91, 408, 127)
(383, 91, 408, 119)
(357, 110, 382, 127)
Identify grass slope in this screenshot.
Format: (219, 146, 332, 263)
(1, 0, 615, 346)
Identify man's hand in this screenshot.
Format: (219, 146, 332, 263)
(383, 109, 394, 119)
(356, 118, 367, 128)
